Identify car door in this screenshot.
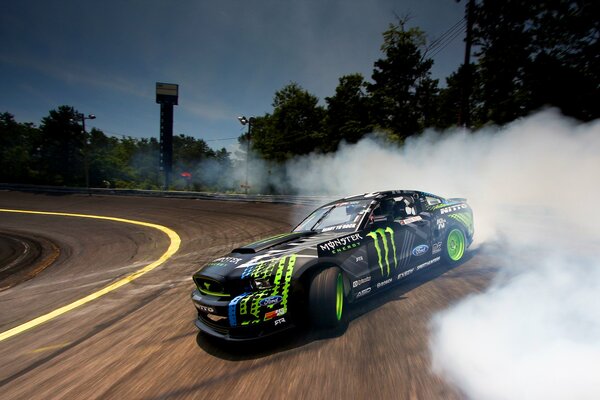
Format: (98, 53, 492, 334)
(364, 198, 409, 288)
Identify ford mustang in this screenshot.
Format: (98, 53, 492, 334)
(191, 190, 474, 341)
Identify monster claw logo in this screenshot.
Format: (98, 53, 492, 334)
(367, 227, 397, 276)
(203, 282, 211, 291)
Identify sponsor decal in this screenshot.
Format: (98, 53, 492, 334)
(415, 256, 441, 271)
(352, 276, 371, 288)
(356, 287, 371, 298)
(319, 233, 363, 255)
(231, 255, 297, 327)
(322, 223, 357, 232)
(274, 318, 286, 326)
(432, 241, 442, 254)
(367, 228, 398, 277)
(412, 244, 429, 256)
(207, 256, 244, 267)
(377, 278, 392, 289)
(440, 204, 468, 214)
(259, 295, 283, 307)
(198, 305, 215, 313)
(436, 218, 446, 230)
(265, 308, 286, 320)
(376, 278, 393, 288)
(397, 268, 415, 280)
(399, 216, 423, 225)
(355, 255, 364, 262)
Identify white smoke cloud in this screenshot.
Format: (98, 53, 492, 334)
(285, 109, 600, 399)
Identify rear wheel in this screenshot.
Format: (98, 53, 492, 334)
(443, 227, 466, 264)
(309, 267, 345, 328)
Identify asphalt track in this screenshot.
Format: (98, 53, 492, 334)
(0, 191, 496, 399)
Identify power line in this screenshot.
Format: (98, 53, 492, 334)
(429, 23, 467, 59)
(426, 17, 467, 55)
(205, 136, 239, 142)
(424, 18, 467, 57)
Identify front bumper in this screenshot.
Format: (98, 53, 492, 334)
(191, 290, 294, 341)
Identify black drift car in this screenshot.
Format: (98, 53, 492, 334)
(191, 190, 474, 341)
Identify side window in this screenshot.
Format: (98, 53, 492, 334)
(425, 196, 441, 206)
(369, 199, 394, 224)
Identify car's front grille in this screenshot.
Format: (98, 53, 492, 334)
(194, 276, 230, 297)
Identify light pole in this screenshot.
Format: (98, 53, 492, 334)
(77, 113, 96, 193)
(237, 116, 254, 195)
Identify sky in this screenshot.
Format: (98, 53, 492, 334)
(0, 0, 466, 150)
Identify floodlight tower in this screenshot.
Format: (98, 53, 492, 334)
(156, 82, 179, 190)
(238, 116, 254, 195)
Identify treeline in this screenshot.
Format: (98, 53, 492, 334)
(246, 0, 599, 161)
(0, 107, 233, 190)
(1, 0, 597, 192)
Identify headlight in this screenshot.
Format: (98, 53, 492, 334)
(252, 278, 273, 290)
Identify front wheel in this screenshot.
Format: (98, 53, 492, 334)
(309, 267, 345, 328)
(443, 227, 466, 264)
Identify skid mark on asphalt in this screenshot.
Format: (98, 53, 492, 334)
(0, 209, 181, 342)
(29, 342, 71, 354)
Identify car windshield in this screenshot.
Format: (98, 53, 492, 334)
(293, 200, 372, 233)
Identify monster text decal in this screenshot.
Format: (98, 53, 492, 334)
(318, 233, 363, 256)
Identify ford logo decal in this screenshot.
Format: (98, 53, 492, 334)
(412, 244, 429, 256)
(259, 296, 283, 307)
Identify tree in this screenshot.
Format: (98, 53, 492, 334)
(250, 83, 325, 161)
(0, 112, 39, 183)
(368, 19, 439, 139)
(324, 74, 373, 152)
(472, 0, 600, 123)
(37, 105, 86, 185)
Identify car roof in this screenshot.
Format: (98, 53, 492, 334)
(323, 190, 429, 206)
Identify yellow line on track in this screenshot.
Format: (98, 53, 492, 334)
(0, 209, 181, 342)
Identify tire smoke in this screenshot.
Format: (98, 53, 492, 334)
(285, 109, 600, 399)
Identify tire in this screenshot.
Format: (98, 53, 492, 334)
(309, 267, 345, 328)
(443, 227, 466, 264)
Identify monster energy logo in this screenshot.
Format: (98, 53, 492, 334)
(367, 228, 397, 276)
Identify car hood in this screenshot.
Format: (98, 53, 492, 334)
(194, 230, 361, 280)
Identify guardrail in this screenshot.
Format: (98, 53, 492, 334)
(0, 183, 335, 206)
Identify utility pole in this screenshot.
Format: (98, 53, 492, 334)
(73, 113, 95, 194)
(459, 0, 475, 128)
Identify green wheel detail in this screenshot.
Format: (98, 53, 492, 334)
(309, 267, 345, 329)
(446, 228, 465, 261)
(336, 273, 344, 321)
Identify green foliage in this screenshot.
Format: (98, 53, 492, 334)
(251, 83, 326, 161)
(3, 3, 598, 191)
(368, 20, 439, 138)
(0, 113, 39, 183)
(472, 0, 600, 124)
(324, 74, 373, 152)
(0, 108, 232, 191)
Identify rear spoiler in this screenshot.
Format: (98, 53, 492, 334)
(447, 197, 467, 203)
